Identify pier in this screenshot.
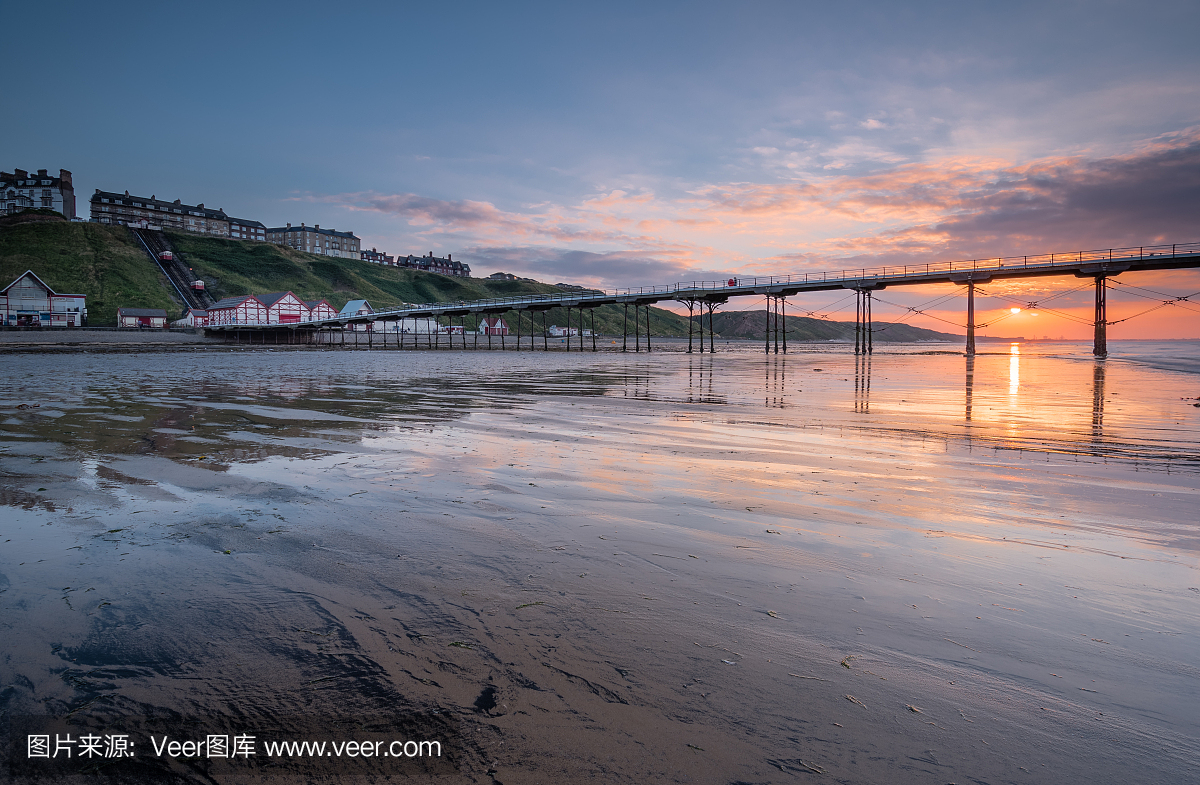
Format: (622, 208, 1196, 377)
(207, 241, 1200, 358)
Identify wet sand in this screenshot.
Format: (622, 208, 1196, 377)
(1, 343, 1198, 783)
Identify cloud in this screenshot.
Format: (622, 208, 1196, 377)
(460, 246, 702, 285)
(313, 128, 1200, 299)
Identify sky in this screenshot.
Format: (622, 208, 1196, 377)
(7, 0, 1200, 338)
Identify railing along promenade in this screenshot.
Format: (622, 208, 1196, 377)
(206, 240, 1200, 357)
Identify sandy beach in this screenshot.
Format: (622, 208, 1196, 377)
(1, 343, 1197, 783)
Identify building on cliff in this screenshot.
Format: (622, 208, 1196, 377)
(265, 222, 360, 259)
(395, 252, 471, 278)
(1, 169, 75, 218)
(90, 190, 234, 236)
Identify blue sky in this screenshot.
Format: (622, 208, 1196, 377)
(7, 1, 1200, 336)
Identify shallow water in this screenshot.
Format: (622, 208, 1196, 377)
(1, 341, 1198, 783)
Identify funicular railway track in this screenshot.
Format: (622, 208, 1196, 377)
(130, 228, 215, 310)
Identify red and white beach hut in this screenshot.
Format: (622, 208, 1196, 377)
(207, 295, 267, 326)
(257, 291, 309, 324)
(304, 299, 338, 321)
(478, 316, 509, 336)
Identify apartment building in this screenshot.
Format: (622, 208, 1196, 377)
(395, 252, 471, 278)
(361, 247, 394, 265)
(90, 190, 231, 236)
(229, 216, 266, 241)
(1, 168, 76, 218)
(265, 223, 360, 259)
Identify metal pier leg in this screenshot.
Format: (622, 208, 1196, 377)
(854, 291, 861, 355)
(1093, 276, 1108, 358)
(634, 306, 640, 352)
(687, 301, 694, 353)
(966, 281, 976, 356)
(781, 298, 787, 354)
(708, 303, 715, 353)
(591, 310, 596, 352)
(488, 321, 492, 349)
(623, 304, 628, 352)
(765, 297, 771, 354)
(502, 311, 507, 350)
(697, 302, 704, 353)
(774, 297, 779, 354)
(543, 312, 549, 351)
(645, 306, 651, 352)
(866, 291, 874, 354)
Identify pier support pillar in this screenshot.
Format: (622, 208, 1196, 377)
(781, 297, 786, 354)
(865, 290, 873, 354)
(634, 305, 640, 352)
(1093, 276, 1108, 358)
(854, 291, 862, 355)
(687, 300, 694, 353)
(966, 281, 976, 356)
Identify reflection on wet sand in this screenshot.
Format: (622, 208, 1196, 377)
(854, 354, 871, 413)
(964, 354, 975, 421)
(1, 346, 1198, 784)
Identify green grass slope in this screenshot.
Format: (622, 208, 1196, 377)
(166, 232, 694, 335)
(0, 222, 179, 326)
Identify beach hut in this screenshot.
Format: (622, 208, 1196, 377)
(207, 295, 267, 326)
(257, 291, 309, 324)
(304, 299, 337, 321)
(478, 316, 509, 336)
(338, 299, 374, 331)
(173, 308, 208, 328)
(117, 307, 169, 328)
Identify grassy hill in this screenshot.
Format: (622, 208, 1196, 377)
(164, 231, 694, 335)
(0, 222, 179, 326)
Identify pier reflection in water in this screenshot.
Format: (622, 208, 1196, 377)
(853, 354, 871, 413)
(1093, 361, 1106, 437)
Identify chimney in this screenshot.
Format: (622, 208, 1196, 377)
(174, 199, 181, 204)
(151, 195, 155, 200)
(197, 203, 204, 208)
(314, 224, 319, 229)
(95, 188, 100, 194)
(286, 222, 291, 228)
(448, 253, 452, 261)
(59, 169, 72, 186)
(125, 190, 130, 196)
(15, 169, 28, 179)
(301, 222, 305, 227)
(38, 169, 48, 177)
